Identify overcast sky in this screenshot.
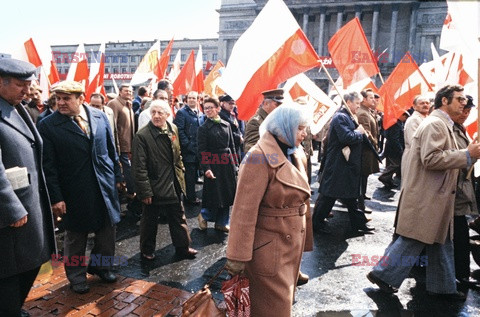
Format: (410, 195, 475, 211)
(1, 0, 221, 55)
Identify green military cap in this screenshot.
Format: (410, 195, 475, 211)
(262, 88, 284, 104)
(51, 81, 84, 94)
(0, 58, 36, 81)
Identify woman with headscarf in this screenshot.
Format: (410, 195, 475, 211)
(225, 102, 312, 317)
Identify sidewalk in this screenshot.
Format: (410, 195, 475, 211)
(24, 264, 194, 316)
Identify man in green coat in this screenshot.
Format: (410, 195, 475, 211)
(132, 100, 197, 260)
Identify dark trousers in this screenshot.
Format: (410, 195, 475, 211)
(379, 156, 401, 183)
(357, 174, 369, 210)
(140, 202, 191, 255)
(313, 195, 368, 230)
(120, 152, 135, 194)
(64, 225, 116, 285)
(454, 215, 470, 279)
(184, 161, 199, 201)
(0, 266, 40, 316)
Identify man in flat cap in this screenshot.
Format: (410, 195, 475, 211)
(37, 80, 122, 294)
(219, 94, 243, 157)
(0, 58, 56, 316)
(243, 88, 283, 153)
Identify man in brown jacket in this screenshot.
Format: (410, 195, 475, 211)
(367, 85, 480, 300)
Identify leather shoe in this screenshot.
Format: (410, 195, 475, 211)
(363, 195, 371, 200)
(21, 309, 30, 317)
(427, 291, 466, 301)
(367, 272, 398, 293)
(363, 209, 373, 214)
(70, 282, 90, 294)
(176, 247, 198, 259)
(198, 213, 207, 230)
(313, 222, 331, 234)
(353, 224, 375, 232)
(469, 220, 480, 235)
(379, 178, 395, 188)
(141, 253, 155, 260)
(87, 267, 117, 283)
(457, 277, 480, 290)
(214, 224, 230, 233)
(297, 271, 309, 286)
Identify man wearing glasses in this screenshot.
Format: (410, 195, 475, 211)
(243, 89, 284, 153)
(367, 85, 480, 301)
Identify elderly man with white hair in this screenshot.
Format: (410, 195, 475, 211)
(132, 100, 197, 260)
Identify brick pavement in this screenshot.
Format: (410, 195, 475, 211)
(24, 264, 201, 316)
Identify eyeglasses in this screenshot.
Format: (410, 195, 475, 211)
(454, 96, 467, 103)
(204, 106, 216, 110)
(158, 97, 168, 100)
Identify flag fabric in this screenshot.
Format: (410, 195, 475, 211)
(156, 38, 174, 80)
(48, 60, 60, 85)
(203, 60, 225, 97)
(168, 50, 182, 82)
(194, 45, 205, 93)
(380, 52, 432, 130)
(130, 40, 161, 86)
(66, 43, 89, 90)
(328, 17, 380, 89)
(218, 0, 320, 120)
(205, 60, 213, 72)
(283, 73, 339, 135)
(111, 77, 119, 95)
(24, 38, 42, 68)
(173, 50, 196, 96)
(85, 43, 106, 102)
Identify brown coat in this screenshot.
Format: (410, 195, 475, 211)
(226, 132, 311, 317)
(357, 105, 379, 175)
(396, 110, 468, 244)
(107, 96, 134, 152)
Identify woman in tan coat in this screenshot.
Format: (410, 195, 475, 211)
(225, 102, 311, 317)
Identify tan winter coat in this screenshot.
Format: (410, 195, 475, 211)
(107, 96, 134, 152)
(357, 105, 379, 175)
(226, 132, 311, 317)
(396, 110, 468, 244)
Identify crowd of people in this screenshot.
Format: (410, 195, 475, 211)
(1, 57, 480, 316)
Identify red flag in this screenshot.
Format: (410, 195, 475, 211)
(155, 38, 174, 80)
(219, 0, 320, 120)
(203, 60, 225, 97)
(194, 45, 205, 93)
(380, 52, 431, 129)
(289, 82, 308, 100)
(466, 120, 477, 140)
(24, 38, 42, 68)
(173, 50, 196, 96)
(328, 17, 380, 88)
(205, 61, 213, 72)
(48, 60, 60, 85)
(73, 59, 90, 91)
(85, 47, 105, 103)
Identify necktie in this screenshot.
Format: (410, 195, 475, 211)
(74, 115, 88, 136)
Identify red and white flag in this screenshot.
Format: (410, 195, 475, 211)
(130, 40, 161, 86)
(194, 45, 205, 93)
(85, 43, 106, 102)
(168, 49, 182, 82)
(155, 38, 174, 81)
(219, 0, 320, 120)
(173, 50, 196, 96)
(328, 17, 380, 89)
(66, 43, 89, 90)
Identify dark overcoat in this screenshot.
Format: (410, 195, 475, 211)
(197, 118, 237, 209)
(37, 105, 122, 232)
(319, 107, 364, 199)
(384, 120, 405, 159)
(173, 106, 205, 163)
(0, 98, 56, 279)
(132, 121, 186, 204)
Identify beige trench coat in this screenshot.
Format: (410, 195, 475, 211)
(400, 110, 425, 178)
(357, 105, 380, 175)
(226, 132, 311, 317)
(396, 110, 468, 244)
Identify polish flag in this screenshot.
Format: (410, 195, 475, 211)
(173, 50, 196, 96)
(283, 73, 339, 135)
(48, 61, 60, 86)
(168, 50, 182, 82)
(66, 43, 89, 90)
(85, 43, 106, 102)
(130, 40, 161, 86)
(155, 38, 174, 80)
(194, 45, 205, 93)
(203, 60, 225, 97)
(219, 0, 320, 120)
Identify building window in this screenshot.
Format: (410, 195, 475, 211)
(113, 68, 118, 74)
(105, 67, 110, 74)
(203, 53, 208, 61)
(105, 56, 110, 63)
(122, 68, 127, 73)
(112, 56, 119, 63)
(130, 56, 136, 63)
(56, 57, 62, 64)
(130, 67, 135, 73)
(212, 53, 218, 61)
(181, 54, 186, 62)
(121, 56, 127, 63)
(170, 55, 175, 62)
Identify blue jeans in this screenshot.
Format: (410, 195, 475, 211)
(200, 206, 230, 227)
(120, 152, 135, 194)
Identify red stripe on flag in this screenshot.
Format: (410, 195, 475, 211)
(24, 38, 42, 68)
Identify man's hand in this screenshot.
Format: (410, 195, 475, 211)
(52, 201, 66, 218)
(225, 259, 245, 276)
(468, 139, 480, 158)
(10, 215, 28, 228)
(205, 169, 216, 179)
(142, 197, 152, 205)
(355, 125, 366, 134)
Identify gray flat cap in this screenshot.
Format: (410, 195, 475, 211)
(0, 58, 36, 81)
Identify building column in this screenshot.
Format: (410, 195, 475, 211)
(420, 35, 426, 62)
(388, 4, 399, 63)
(336, 7, 344, 31)
(318, 8, 326, 55)
(371, 5, 380, 51)
(355, 5, 362, 20)
(302, 10, 309, 34)
(408, 3, 419, 52)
